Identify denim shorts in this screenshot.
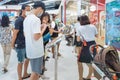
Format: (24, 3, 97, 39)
(15, 48, 26, 63)
(30, 56, 43, 75)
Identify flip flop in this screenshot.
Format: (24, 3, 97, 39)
(22, 73, 31, 79)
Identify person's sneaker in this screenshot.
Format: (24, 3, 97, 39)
(2, 68, 8, 73)
(66, 43, 70, 46)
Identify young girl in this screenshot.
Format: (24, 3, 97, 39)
(40, 12, 53, 76)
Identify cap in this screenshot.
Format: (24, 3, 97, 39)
(33, 1, 45, 11)
(21, 4, 29, 10)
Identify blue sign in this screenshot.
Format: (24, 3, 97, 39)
(106, 0, 120, 50)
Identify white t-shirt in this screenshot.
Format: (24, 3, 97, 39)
(76, 24, 98, 42)
(23, 14, 44, 59)
(51, 21, 55, 28)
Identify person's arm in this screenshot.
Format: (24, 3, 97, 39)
(77, 36, 81, 42)
(95, 34, 98, 38)
(11, 29, 19, 48)
(11, 19, 20, 48)
(49, 28, 54, 35)
(51, 21, 60, 33)
(34, 26, 46, 40)
(52, 29, 60, 33)
(33, 21, 47, 41)
(9, 24, 14, 31)
(94, 25, 98, 38)
(76, 28, 81, 42)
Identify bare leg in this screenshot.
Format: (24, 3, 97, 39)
(18, 63, 23, 80)
(57, 43, 61, 56)
(52, 46, 55, 58)
(23, 59, 30, 77)
(77, 47, 82, 56)
(86, 63, 93, 79)
(78, 62, 83, 80)
(30, 72, 39, 80)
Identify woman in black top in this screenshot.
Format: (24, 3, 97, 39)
(40, 12, 53, 75)
(40, 12, 51, 46)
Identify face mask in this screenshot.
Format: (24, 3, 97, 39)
(25, 11, 31, 16)
(37, 12, 43, 18)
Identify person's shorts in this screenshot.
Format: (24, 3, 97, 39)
(30, 57, 43, 75)
(74, 36, 82, 47)
(15, 48, 26, 63)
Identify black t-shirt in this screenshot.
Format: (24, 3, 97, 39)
(14, 16, 25, 49)
(43, 26, 49, 36)
(43, 26, 49, 46)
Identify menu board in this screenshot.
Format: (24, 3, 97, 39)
(106, 0, 120, 50)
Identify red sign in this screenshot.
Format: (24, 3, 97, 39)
(90, 0, 105, 4)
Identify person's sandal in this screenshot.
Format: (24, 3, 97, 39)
(22, 74, 31, 79)
(83, 78, 91, 80)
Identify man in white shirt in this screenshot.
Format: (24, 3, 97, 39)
(23, 1, 46, 80)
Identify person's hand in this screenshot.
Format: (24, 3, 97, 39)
(58, 28, 63, 33)
(41, 24, 47, 30)
(49, 28, 54, 35)
(47, 23, 51, 28)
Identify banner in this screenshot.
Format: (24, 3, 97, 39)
(106, 0, 120, 50)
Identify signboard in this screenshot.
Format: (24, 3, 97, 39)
(0, 11, 16, 18)
(106, 0, 120, 50)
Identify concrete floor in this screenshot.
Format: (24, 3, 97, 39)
(0, 40, 95, 80)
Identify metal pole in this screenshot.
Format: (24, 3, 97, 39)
(63, 0, 66, 25)
(96, 0, 99, 36)
(45, 36, 62, 80)
(105, 0, 107, 45)
(54, 44, 58, 80)
(77, 0, 81, 16)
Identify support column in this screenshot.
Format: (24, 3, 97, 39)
(63, 0, 66, 25)
(77, 0, 81, 16)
